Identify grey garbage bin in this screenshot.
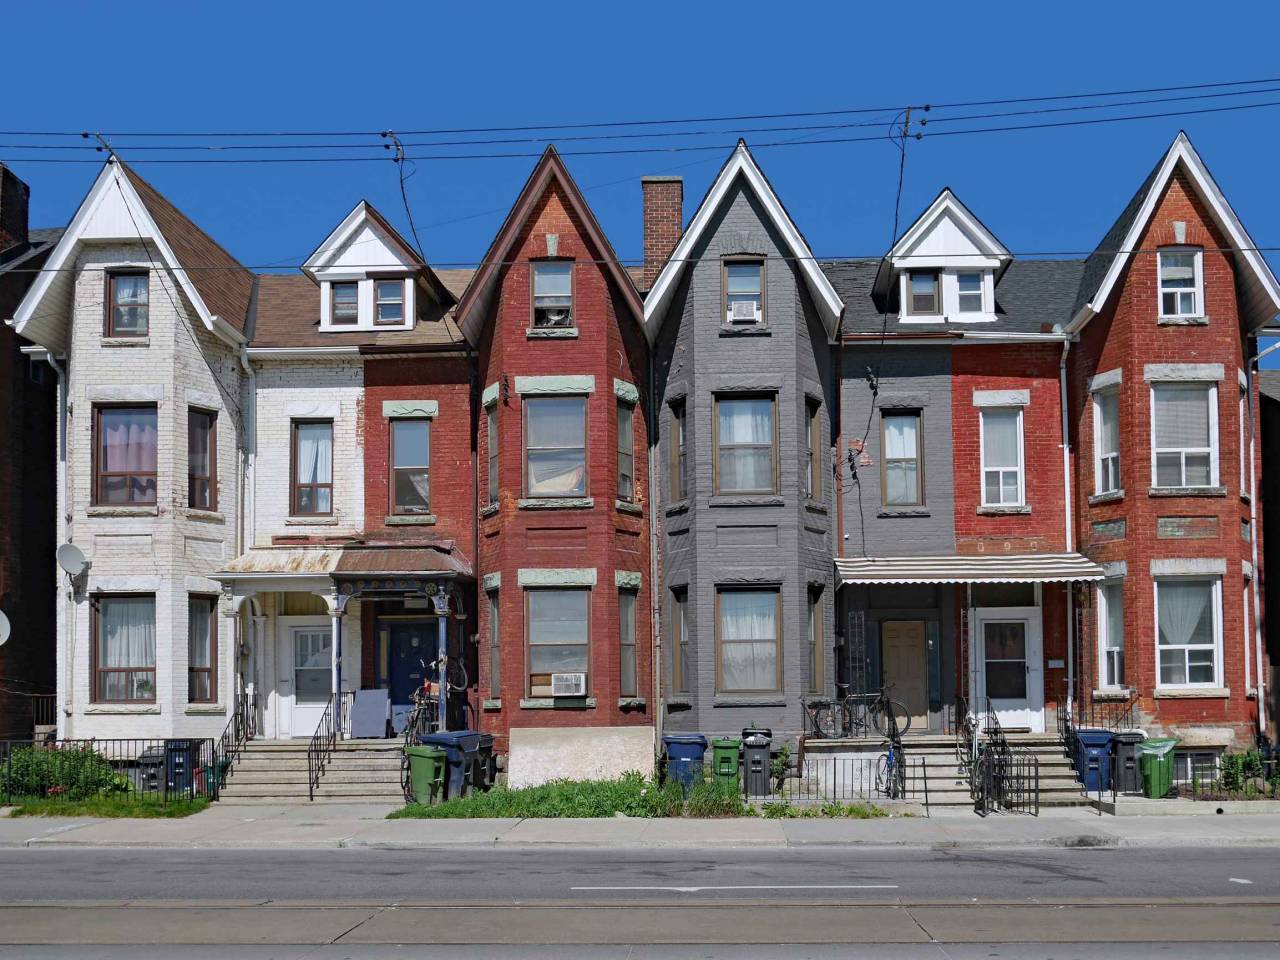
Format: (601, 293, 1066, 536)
(741, 727, 772, 798)
(1112, 730, 1146, 794)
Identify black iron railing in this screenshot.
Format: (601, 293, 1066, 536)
(776, 754, 929, 814)
(210, 691, 254, 799)
(1181, 756, 1280, 801)
(1073, 694, 1140, 732)
(306, 695, 338, 802)
(1, 738, 216, 805)
(31, 694, 56, 730)
(972, 744, 1039, 817)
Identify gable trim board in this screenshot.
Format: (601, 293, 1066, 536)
(643, 141, 844, 342)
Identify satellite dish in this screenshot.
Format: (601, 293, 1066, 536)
(56, 543, 88, 578)
(0, 611, 9, 647)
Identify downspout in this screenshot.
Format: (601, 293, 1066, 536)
(1246, 358, 1267, 738)
(1059, 339, 1076, 721)
(649, 353, 663, 749)
(238, 345, 257, 718)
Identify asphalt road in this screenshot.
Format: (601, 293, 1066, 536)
(0, 845, 1278, 958)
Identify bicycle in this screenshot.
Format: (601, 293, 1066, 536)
(399, 653, 471, 802)
(803, 683, 914, 739)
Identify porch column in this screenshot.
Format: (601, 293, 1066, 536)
(434, 591, 450, 732)
(331, 609, 343, 737)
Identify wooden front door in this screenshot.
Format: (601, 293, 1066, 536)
(881, 620, 928, 731)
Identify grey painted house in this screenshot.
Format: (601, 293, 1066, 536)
(642, 143, 844, 740)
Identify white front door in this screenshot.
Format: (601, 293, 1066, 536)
(973, 607, 1044, 732)
(288, 625, 333, 737)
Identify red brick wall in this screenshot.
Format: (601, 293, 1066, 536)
(1070, 170, 1258, 745)
(476, 180, 651, 752)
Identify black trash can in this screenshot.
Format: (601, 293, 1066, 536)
(741, 728, 772, 798)
(471, 733, 495, 792)
(136, 745, 165, 795)
(1112, 730, 1145, 794)
(164, 740, 196, 799)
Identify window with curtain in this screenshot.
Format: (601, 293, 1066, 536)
(1152, 383, 1215, 488)
(487, 404, 499, 504)
(617, 401, 635, 502)
(527, 589, 589, 697)
(883, 412, 922, 506)
(724, 260, 763, 323)
(94, 595, 156, 702)
(291, 420, 334, 515)
(1156, 578, 1219, 687)
(95, 405, 158, 505)
(487, 591, 500, 698)
(390, 418, 430, 515)
(532, 261, 573, 327)
(807, 589, 822, 695)
(375, 279, 405, 323)
(525, 396, 587, 497)
(957, 272, 983, 312)
(671, 589, 689, 695)
(188, 408, 217, 510)
(804, 400, 821, 499)
(107, 272, 149, 336)
(188, 596, 217, 703)
(669, 400, 686, 501)
(1158, 248, 1201, 317)
(331, 282, 358, 324)
(717, 588, 780, 693)
(715, 396, 775, 494)
(1098, 582, 1124, 689)
(1094, 391, 1120, 495)
(980, 408, 1022, 506)
(619, 590, 637, 698)
(907, 271, 939, 314)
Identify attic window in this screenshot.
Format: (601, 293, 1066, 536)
(331, 282, 359, 325)
(107, 272, 149, 337)
(375, 279, 405, 324)
(724, 260, 764, 324)
(1159, 248, 1202, 318)
(907, 271, 939, 315)
(532, 261, 573, 328)
(957, 272, 984, 313)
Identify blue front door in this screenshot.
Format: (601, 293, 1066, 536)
(388, 620, 438, 732)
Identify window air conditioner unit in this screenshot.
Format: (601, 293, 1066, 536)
(551, 672, 587, 697)
(730, 300, 760, 323)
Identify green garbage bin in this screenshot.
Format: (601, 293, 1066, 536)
(711, 738, 741, 786)
(1139, 738, 1177, 799)
(406, 745, 447, 804)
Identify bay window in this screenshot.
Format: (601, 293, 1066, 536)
(617, 401, 634, 502)
(527, 589, 589, 697)
(715, 395, 776, 495)
(724, 259, 764, 324)
(619, 589, 637, 698)
(804, 399, 821, 499)
(95, 405, 158, 505)
(188, 596, 217, 703)
(716, 588, 781, 694)
(1156, 578, 1221, 688)
(93, 595, 156, 703)
(1152, 383, 1216, 488)
(671, 588, 689, 695)
(532, 261, 573, 328)
(1158, 247, 1202, 318)
(188, 408, 217, 510)
(669, 400, 687, 501)
(524, 396, 587, 497)
(1098, 581, 1124, 689)
(1093, 390, 1120, 495)
(107, 271, 149, 337)
(486, 404, 499, 505)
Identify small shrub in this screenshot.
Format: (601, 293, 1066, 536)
(0, 745, 121, 801)
(760, 800, 795, 819)
(683, 778, 748, 818)
(769, 743, 792, 791)
(391, 772, 685, 820)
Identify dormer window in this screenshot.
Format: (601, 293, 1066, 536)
(107, 272, 149, 337)
(375, 279, 405, 324)
(532, 261, 573, 328)
(331, 282, 359, 325)
(1159, 247, 1202, 318)
(957, 272, 983, 313)
(724, 259, 764, 324)
(907, 271, 939, 315)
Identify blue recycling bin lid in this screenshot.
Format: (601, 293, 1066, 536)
(419, 731, 482, 752)
(663, 734, 709, 747)
(1076, 729, 1114, 747)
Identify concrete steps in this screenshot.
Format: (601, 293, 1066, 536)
(217, 739, 406, 805)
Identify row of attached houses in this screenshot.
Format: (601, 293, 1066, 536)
(3, 130, 1277, 787)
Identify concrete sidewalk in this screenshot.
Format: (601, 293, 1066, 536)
(2, 803, 1280, 850)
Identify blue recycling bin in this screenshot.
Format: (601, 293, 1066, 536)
(1076, 729, 1114, 794)
(164, 739, 196, 798)
(418, 731, 481, 800)
(662, 733, 709, 795)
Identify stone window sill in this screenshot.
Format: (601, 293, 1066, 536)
(1157, 315, 1210, 326)
(286, 516, 340, 525)
(878, 508, 929, 519)
(977, 505, 1031, 515)
(526, 327, 579, 340)
(713, 696, 785, 708)
(102, 337, 150, 348)
(615, 500, 643, 516)
(185, 704, 226, 716)
(482, 698, 502, 712)
(618, 697, 647, 710)
(87, 505, 159, 518)
(1241, 492, 1252, 505)
(709, 495, 784, 508)
(718, 325, 770, 337)
(182, 508, 226, 524)
(802, 500, 828, 515)
(665, 500, 689, 516)
(85, 704, 160, 715)
(1148, 486, 1227, 498)
(519, 697, 597, 709)
(385, 514, 437, 526)
(518, 497, 594, 510)
(1091, 688, 1133, 701)
(666, 697, 693, 709)
(479, 503, 499, 518)
(1089, 490, 1124, 507)
(1154, 686, 1230, 699)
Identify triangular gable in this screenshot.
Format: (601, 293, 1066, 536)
(1070, 132, 1280, 332)
(454, 146, 643, 346)
(7, 159, 247, 352)
(643, 141, 844, 342)
(874, 187, 1012, 292)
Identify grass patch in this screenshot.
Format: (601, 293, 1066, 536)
(8, 795, 210, 818)
(391, 772, 683, 819)
(759, 799, 888, 819)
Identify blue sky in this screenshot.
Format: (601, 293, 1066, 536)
(4, 1, 1280, 349)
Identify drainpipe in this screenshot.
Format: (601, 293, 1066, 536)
(1059, 339, 1076, 721)
(649, 355, 663, 750)
(1246, 358, 1267, 738)
(238, 346, 257, 729)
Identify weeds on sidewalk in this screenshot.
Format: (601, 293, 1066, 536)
(9, 796, 210, 818)
(760, 799, 888, 819)
(391, 772, 684, 819)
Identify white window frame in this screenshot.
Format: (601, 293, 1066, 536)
(979, 407, 1024, 507)
(1150, 382, 1218, 489)
(956, 271, 984, 313)
(1097, 580, 1124, 690)
(1239, 387, 1248, 497)
(1157, 246, 1204, 319)
(1092, 388, 1121, 496)
(1153, 576, 1223, 690)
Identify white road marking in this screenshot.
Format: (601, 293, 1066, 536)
(1229, 877, 1253, 884)
(571, 884, 899, 893)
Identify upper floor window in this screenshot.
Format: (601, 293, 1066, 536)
(532, 261, 573, 328)
(331, 282, 359, 325)
(807, 588, 823, 695)
(92, 594, 156, 703)
(375, 279, 405, 324)
(724, 259, 764, 324)
(980, 408, 1023, 507)
(95, 405, 157, 505)
(188, 595, 217, 704)
(804, 400, 822, 500)
(1239, 387, 1249, 497)
(1098, 581, 1124, 689)
(390, 418, 430, 515)
(487, 590, 501, 698)
(883, 411, 923, 506)
(715, 395, 776, 495)
(1152, 383, 1216, 488)
(524, 396, 586, 497)
(669, 400, 687, 501)
(1158, 248, 1202, 318)
(907, 271, 940, 315)
(1093, 390, 1120, 496)
(957, 272, 984, 313)
(616, 400, 635, 502)
(188, 408, 217, 511)
(291, 419, 334, 516)
(486, 405, 499, 505)
(107, 271, 149, 337)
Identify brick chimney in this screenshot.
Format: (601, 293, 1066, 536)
(641, 175, 683, 291)
(0, 165, 30, 254)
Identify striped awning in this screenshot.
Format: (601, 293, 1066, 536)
(835, 553, 1106, 585)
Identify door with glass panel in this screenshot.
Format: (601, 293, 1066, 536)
(973, 608, 1044, 732)
(288, 626, 332, 736)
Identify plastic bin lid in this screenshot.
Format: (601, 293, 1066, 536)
(405, 745, 446, 758)
(743, 733, 771, 746)
(711, 737, 741, 747)
(1112, 729, 1146, 742)
(1140, 737, 1178, 755)
(419, 731, 482, 749)
(741, 726, 773, 739)
(1076, 728, 1114, 744)
(662, 734, 709, 746)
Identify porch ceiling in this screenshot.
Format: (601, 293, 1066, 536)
(835, 553, 1105, 585)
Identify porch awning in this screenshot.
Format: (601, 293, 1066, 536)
(835, 553, 1106, 585)
(215, 541, 473, 581)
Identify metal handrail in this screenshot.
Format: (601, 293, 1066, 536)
(306, 694, 338, 802)
(211, 690, 253, 800)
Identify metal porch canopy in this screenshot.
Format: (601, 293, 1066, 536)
(835, 553, 1106, 585)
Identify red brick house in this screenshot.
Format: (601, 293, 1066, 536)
(454, 147, 652, 775)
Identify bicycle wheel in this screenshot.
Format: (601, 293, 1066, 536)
(400, 754, 414, 802)
(809, 702, 840, 739)
(875, 753, 890, 795)
(446, 657, 469, 693)
(872, 698, 913, 737)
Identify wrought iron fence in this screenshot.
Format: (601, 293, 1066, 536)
(0, 738, 216, 805)
(1180, 755, 1280, 801)
(307, 694, 339, 801)
(972, 745, 1040, 817)
(776, 753, 930, 813)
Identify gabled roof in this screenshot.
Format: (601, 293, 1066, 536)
(643, 141, 844, 341)
(7, 159, 250, 351)
(1069, 131, 1280, 333)
(453, 146, 643, 346)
